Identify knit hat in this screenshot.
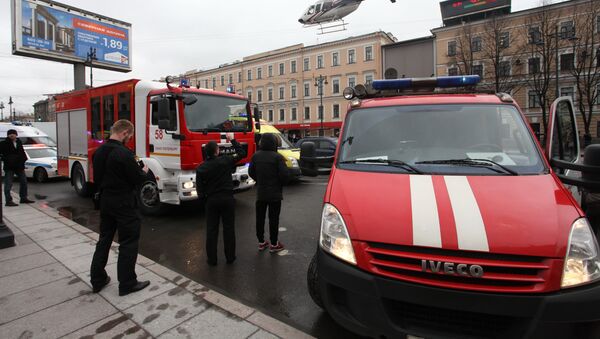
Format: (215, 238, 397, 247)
(7, 129, 17, 136)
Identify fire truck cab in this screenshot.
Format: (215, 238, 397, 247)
(307, 76, 600, 338)
(55, 79, 257, 215)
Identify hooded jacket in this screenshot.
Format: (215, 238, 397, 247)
(0, 137, 27, 171)
(249, 133, 289, 201)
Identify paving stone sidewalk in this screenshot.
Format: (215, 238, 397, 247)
(0, 200, 313, 339)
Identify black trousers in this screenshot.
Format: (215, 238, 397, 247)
(205, 194, 236, 264)
(256, 200, 281, 244)
(90, 194, 141, 289)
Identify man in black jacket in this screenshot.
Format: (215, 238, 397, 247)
(196, 133, 246, 266)
(90, 120, 150, 296)
(249, 133, 289, 253)
(0, 129, 34, 206)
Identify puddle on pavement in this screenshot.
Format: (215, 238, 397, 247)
(57, 206, 99, 230)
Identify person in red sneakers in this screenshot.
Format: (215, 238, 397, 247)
(249, 133, 289, 253)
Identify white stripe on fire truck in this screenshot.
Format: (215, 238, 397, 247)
(410, 175, 442, 248)
(444, 176, 489, 252)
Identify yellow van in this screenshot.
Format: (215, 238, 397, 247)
(257, 122, 302, 179)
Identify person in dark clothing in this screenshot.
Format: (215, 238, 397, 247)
(0, 129, 34, 206)
(90, 120, 150, 296)
(249, 133, 289, 252)
(196, 133, 246, 266)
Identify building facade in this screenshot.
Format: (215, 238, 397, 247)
(183, 31, 395, 137)
(33, 97, 56, 122)
(432, 0, 600, 143)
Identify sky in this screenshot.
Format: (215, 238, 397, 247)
(0, 0, 566, 115)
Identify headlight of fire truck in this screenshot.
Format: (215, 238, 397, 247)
(182, 181, 195, 189)
(561, 218, 600, 288)
(320, 203, 356, 265)
(287, 156, 299, 168)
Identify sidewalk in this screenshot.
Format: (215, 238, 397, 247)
(0, 199, 313, 339)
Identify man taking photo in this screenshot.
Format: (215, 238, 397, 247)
(90, 119, 150, 296)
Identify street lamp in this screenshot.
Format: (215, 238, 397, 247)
(8, 96, 13, 122)
(0, 102, 4, 121)
(314, 75, 328, 136)
(86, 47, 97, 87)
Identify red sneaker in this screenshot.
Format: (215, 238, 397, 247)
(258, 241, 270, 251)
(269, 242, 284, 253)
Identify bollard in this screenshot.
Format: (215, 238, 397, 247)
(0, 160, 15, 249)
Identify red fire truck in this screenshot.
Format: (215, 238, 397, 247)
(54, 78, 257, 215)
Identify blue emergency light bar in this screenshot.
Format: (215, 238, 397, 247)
(372, 75, 481, 91)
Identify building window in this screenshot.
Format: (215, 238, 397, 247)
(597, 48, 600, 67)
(333, 104, 340, 119)
(304, 83, 310, 97)
(318, 106, 323, 120)
(473, 64, 483, 78)
(499, 60, 511, 77)
(291, 107, 297, 121)
(279, 86, 284, 100)
(247, 91, 252, 102)
(247, 70, 252, 81)
(221, 76, 225, 86)
(529, 57, 540, 74)
(279, 63, 285, 75)
(560, 53, 574, 71)
(365, 46, 373, 61)
(560, 21, 575, 40)
(332, 79, 340, 94)
(257, 90, 263, 102)
(528, 90, 541, 108)
(317, 55, 324, 69)
(597, 121, 600, 138)
(268, 110, 273, 122)
(304, 107, 310, 120)
(291, 60, 297, 73)
(257, 68, 262, 79)
(348, 49, 356, 64)
(499, 32, 510, 49)
(317, 83, 323, 96)
(212, 77, 216, 88)
(238, 72, 242, 83)
(304, 58, 310, 71)
(529, 27, 542, 44)
(596, 85, 600, 104)
(448, 41, 457, 56)
(332, 52, 339, 66)
(597, 16, 600, 34)
(348, 76, 356, 88)
(228, 74, 233, 85)
(268, 88, 273, 101)
(268, 65, 273, 77)
(560, 87, 574, 101)
(448, 67, 458, 76)
(365, 74, 373, 86)
(471, 37, 482, 52)
(205, 79, 209, 88)
(279, 109, 285, 121)
(291, 84, 297, 99)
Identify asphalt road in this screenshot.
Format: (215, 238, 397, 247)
(15, 176, 364, 339)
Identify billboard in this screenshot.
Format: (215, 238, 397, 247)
(11, 0, 131, 72)
(440, 0, 511, 20)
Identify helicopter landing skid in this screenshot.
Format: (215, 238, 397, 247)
(316, 20, 348, 35)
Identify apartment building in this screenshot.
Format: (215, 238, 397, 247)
(432, 0, 600, 143)
(183, 31, 395, 137)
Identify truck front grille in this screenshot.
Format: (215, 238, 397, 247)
(363, 242, 562, 293)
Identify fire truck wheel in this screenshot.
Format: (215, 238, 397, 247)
(72, 163, 91, 197)
(307, 252, 324, 309)
(34, 167, 48, 183)
(138, 177, 168, 216)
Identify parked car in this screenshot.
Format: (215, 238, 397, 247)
(23, 145, 60, 182)
(295, 136, 338, 159)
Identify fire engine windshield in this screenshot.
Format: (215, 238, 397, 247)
(183, 94, 252, 133)
(338, 104, 546, 175)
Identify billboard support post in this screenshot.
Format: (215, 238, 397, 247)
(74, 64, 85, 90)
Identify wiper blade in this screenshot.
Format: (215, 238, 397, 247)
(340, 159, 423, 174)
(415, 158, 518, 175)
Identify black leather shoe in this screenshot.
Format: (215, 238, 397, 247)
(226, 257, 236, 264)
(119, 280, 150, 296)
(20, 198, 35, 204)
(5, 201, 18, 207)
(207, 260, 217, 266)
(92, 276, 111, 293)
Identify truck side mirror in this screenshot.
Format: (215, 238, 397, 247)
(157, 97, 177, 131)
(300, 141, 319, 177)
(158, 119, 171, 131)
(157, 97, 170, 121)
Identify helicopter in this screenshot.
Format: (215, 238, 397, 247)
(299, 0, 396, 33)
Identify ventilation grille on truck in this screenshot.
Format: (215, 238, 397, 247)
(363, 242, 562, 293)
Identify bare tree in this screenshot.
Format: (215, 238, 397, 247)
(449, 24, 476, 76)
(520, 2, 562, 141)
(570, 0, 600, 146)
(480, 14, 522, 93)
